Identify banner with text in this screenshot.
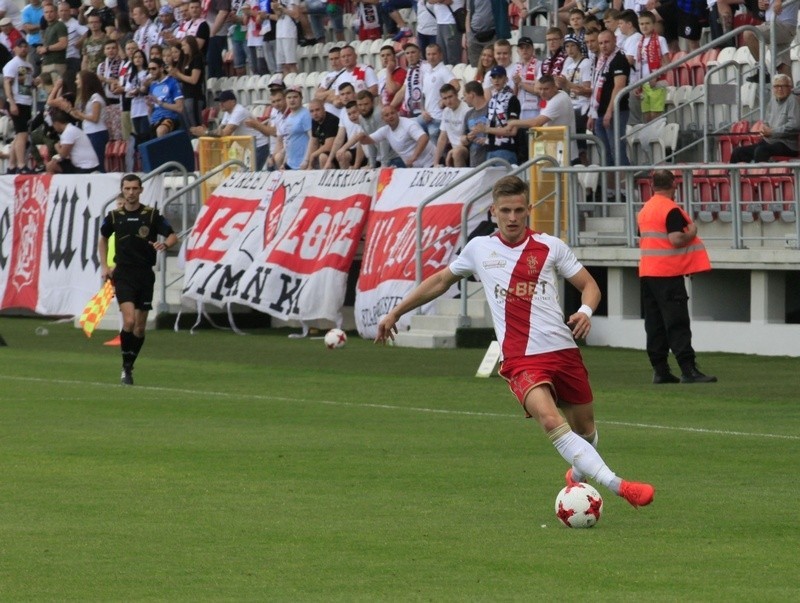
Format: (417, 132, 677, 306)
(355, 168, 503, 339)
(0, 174, 164, 317)
(182, 170, 376, 324)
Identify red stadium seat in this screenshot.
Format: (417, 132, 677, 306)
(686, 54, 705, 86)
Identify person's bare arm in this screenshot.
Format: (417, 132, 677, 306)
(375, 267, 462, 343)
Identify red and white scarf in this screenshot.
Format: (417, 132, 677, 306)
(637, 33, 667, 86)
(589, 48, 620, 119)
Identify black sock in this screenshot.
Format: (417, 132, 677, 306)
(120, 330, 136, 370)
(131, 334, 145, 367)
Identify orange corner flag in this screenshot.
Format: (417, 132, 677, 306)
(79, 280, 115, 338)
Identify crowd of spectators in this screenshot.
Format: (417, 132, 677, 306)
(0, 0, 792, 175)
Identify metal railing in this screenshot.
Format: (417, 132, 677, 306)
(413, 158, 513, 286)
(539, 161, 800, 251)
(156, 159, 247, 313)
(612, 25, 768, 201)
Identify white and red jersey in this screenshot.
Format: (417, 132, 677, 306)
(449, 229, 583, 360)
(338, 64, 378, 94)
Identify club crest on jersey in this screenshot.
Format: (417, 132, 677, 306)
(527, 255, 538, 275)
(138, 226, 150, 238)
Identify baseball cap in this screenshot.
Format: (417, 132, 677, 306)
(267, 75, 285, 89)
(489, 65, 507, 78)
(214, 89, 236, 102)
(159, 5, 173, 15)
(517, 36, 533, 47)
(563, 34, 581, 47)
(0, 17, 12, 27)
(285, 85, 303, 97)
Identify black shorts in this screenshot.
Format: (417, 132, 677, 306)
(677, 10, 707, 41)
(11, 104, 32, 134)
(59, 159, 99, 174)
(113, 265, 156, 311)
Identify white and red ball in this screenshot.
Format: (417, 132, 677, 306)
(555, 483, 603, 528)
(324, 328, 347, 349)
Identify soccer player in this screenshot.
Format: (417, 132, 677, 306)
(98, 174, 178, 385)
(375, 175, 655, 508)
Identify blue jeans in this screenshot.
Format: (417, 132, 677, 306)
(231, 38, 247, 70)
(417, 116, 440, 148)
(386, 156, 406, 168)
(487, 148, 518, 164)
(594, 111, 630, 167)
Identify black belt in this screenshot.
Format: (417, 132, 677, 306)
(106, 98, 120, 105)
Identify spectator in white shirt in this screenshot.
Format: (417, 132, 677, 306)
(434, 82, 469, 167)
(360, 104, 435, 168)
(46, 108, 100, 173)
(191, 90, 270, 170)
(508, 75, 579, 163)
(419, 43, 459, 148)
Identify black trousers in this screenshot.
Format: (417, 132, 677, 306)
(730, 140, 797, 163)
(641, 275, 696, 372)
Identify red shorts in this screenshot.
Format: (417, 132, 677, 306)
(499, 348, 593, 415)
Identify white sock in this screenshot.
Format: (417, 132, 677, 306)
(549, 424, 621, 495)
(570, 430, 598, 483)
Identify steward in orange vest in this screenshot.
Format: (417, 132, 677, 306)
(637, 169, 717, 384)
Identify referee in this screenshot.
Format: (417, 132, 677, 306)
(98, 174, 178, 385)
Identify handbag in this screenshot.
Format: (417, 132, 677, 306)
(448, 5, 467, 34)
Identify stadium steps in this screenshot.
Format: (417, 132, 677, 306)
(394, 285, 491, 349)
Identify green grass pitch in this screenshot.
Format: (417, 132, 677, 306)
(0, 316, 798, 600)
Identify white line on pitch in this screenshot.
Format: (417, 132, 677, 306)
(2, 374, 799, 441)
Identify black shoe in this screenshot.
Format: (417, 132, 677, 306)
(653, 371, 680, 384)
(680, 367, 717, 383)
(120, 367, 134, 385)
(5, 167, 18, 175)
(746, 71, 770, 84)
(19, 167, 33, 174)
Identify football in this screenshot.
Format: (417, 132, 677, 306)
(555, 483, 603, 528)
(324, 328, 347, 349)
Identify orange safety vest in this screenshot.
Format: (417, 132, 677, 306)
(637, 193, 711, 277)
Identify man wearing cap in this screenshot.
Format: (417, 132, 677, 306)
(3, 38, 34, 173)
(472, 64, 520, 165)
(0, 0, 22, 32)
(557, 34, 591, 163)
(37, 2, 67, 81)
(0, 17, 23, 52)
(510, 36, 540, 122)
(191, 90, 271, 169)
